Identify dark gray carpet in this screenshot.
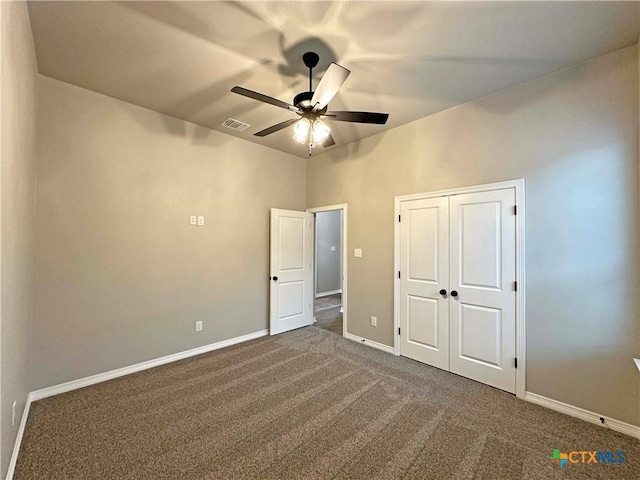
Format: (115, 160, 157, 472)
(315, 293, 341, 312)
(315, 308, 343, 336)
(15, 327, 640, 479)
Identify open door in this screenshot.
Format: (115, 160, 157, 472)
(270, 208, 314, 335)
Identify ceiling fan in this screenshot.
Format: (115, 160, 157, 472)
(231, 52, 389, 155)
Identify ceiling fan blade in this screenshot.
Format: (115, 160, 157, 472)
(231, 86, 300, 113)
(322, 133, 336, 147)
(324, 111, 389, 124)
(311, 63, 350, 112)
(254, 118, 299, 137)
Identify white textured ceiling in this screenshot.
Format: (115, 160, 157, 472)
(27, 1, 639, 158)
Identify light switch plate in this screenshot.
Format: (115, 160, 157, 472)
(354, 248, 362, 257)
(189, 216, 197, 225)
(197, 216, 205, 226)
(331, 246, 336, 252)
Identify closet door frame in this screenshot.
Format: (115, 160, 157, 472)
(393, 179, 526, 399)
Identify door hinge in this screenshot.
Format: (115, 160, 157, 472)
(398, 271, 401, 279)
(514, 357, 518, 369)
(513, 205, 517, 215)
(398, 327, 401, 335)
(398, 214, 401, 222)
(513, 281, 517, 292)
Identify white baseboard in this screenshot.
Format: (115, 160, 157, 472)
(6, 397, 32, 480)
(30, 329, 268, 401)
(315, 289, 342, 298)
(524, 392, 640, 439)
(6, 329, 268, 480)
(344, 332, 395, 354)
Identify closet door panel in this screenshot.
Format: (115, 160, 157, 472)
(449, 188, 517, 393)
(399, 197, 449, 370)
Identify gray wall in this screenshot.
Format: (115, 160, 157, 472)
(32, 76, 306, 390)
(316, 210, 342, 296)
(307, 46, 640, 426)
(0, 1, 38, 477)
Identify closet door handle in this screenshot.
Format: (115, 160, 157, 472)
(272, 276, 278, 282)
(439, 289, 447, 296)
(451, 290, 458, 297)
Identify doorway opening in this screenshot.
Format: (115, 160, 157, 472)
(308, 204, 347, 337)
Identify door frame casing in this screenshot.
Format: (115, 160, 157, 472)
(307, 204, 348, 337)
(393, 179, 526, 398)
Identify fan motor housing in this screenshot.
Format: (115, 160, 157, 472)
(293, 91, 327, 114)
(293, 91, 313, 108)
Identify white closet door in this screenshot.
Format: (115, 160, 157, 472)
(449, 188, 517, 393)
(400, 197, 450, 370)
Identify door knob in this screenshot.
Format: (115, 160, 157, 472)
(439, 289, 447, 296)
(451, 290, 458, 297)
(272, 276, 278, 282)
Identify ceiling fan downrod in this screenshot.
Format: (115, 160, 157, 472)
(302, 51, 319, 94)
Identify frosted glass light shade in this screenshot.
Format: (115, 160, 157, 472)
(311, 119, 330, 145)
(293, 118, 311, 144)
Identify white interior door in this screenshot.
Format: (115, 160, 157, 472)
(270, 209, 314, 335)
(449, 189, 517, 393)
(400, 197, 450, 370)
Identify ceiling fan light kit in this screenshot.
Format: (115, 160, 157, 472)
(231, 51, 389, 155)
(293, 117, 311, 144)
(311, 119, 331, 146)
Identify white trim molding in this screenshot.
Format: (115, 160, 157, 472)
(6, 329, 269, 480)
(393, 179, 526, 399)
(345, 333, 395, 354)
(316, 289, 342, 298)
(29, 329, 269, 401)
(524, 392, 640, 439)
(307, 204, 348, 339)
(6, 397, 32, 480)
(634, 358, 640, 373)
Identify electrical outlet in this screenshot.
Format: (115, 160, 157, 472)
(354, 248, 362, 257)
(370, 316, 377, 327)
(197, 216, 205, 226)
(195, 321, 203, 332)
(12, 401, 17, 427)
(189, 216, 197, 225)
